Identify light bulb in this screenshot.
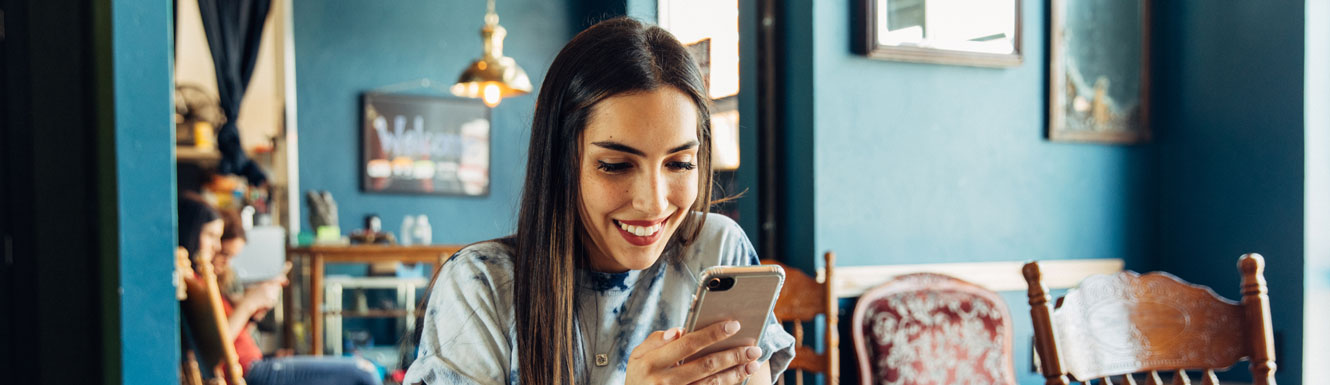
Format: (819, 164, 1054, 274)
(483, 84, 502, 107)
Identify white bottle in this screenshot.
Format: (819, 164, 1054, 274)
(414, 215, 432, 245)
(399, 216, 415, 246)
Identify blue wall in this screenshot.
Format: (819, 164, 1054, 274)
(293, 0, 570, 245)
(1153, 1, 1305, 383)
(113, 0, 179, 383)
(785, 0, 1153, 383)
(805, 0, 1152, 270)
(777, 0, 1311, 383)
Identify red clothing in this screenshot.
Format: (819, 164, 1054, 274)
(221, 299, 263, 373)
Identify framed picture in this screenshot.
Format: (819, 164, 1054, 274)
(856, 0, 1022, 67)
(361, 93, 490, 196)
(1048, 0, 1150, 143)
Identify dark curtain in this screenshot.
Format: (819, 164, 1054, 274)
(197, 0, 272, 186)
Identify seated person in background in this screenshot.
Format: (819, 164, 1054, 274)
(402, 17, 795, 385)
(177, 195, 381, 385)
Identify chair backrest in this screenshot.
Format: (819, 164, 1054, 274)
(851, 273, 1016, 385)
(762, 252, 838, 385)
(1022, 253, 1277, 385)
(180, 247, 248, 385)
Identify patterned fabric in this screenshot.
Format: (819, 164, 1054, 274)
(861, 277, 1013, 385)
(403, 213, 796, 384)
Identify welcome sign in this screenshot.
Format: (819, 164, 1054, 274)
(361, 93, 490, 196)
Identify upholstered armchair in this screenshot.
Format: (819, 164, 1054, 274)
(851, 273, 1016, 385)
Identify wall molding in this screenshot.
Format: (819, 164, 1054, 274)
(820, 258, 1124, 298)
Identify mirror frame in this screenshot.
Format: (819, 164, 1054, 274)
(855, 0, 1023, 67)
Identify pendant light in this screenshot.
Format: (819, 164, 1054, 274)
(452, 0, 532, 108)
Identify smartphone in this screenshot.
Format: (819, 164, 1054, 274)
(682, 265, 785, 363)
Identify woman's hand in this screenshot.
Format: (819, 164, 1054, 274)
(625, 320, 764, 385)
(174, 247, 194, 300)
(236, 263, 291, 320)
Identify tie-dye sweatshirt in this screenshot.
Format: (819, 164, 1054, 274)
(403, 213, 797, 384)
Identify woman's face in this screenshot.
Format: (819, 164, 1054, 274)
(213, 238, 247, 275)
(197, 219, 225, 265)
(579, 86, 701, 272)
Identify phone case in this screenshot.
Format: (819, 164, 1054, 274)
(682, 265, 785, 363)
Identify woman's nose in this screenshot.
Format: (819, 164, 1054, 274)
(632, 169, 669, 215)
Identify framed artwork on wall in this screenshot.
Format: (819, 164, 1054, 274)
(855, 0, 1023, 67)
(1048, 0, 1150, 144)
(361, 93, 491, 196)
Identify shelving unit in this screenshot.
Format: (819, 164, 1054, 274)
(323, 276, 429, 357)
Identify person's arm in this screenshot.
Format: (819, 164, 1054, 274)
(226, 279, 282, 337)
(403, 249, 514, 384)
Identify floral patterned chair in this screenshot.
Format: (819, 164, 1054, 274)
(850, 273, 1015, 385)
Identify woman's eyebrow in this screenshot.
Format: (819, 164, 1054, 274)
(591, 140, 699, 156)
(592, 141, 643, 156)
(668, 140, 700, 154)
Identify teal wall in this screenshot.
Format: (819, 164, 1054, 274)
(1153, 1, 1305, 383)
(292, 0, 571, 245)
(112, 0, 178, 383)
(805, 0, 1152, 270)
(784, 0, 1144, 383)
(775, 0, 1311, 383)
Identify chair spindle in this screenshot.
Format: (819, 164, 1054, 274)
(1121, 374, 1137, 385)
(1022, 263, 1071, 385)
(1145, 371, 1163, 385)
(1199, 369, 1219, 385)
(1171, 370, 1190, 385)
(1239, 254, 1277, 385)
(1100, 377, 1114, 385)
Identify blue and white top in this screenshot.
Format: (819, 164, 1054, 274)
(403, 213, 796, 384)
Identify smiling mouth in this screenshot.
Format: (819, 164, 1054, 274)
(613, 217, 669, 246)
(614, 219, 663, 236)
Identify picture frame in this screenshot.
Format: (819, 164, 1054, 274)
(1047, 0, 1150, 143)
(360, 93, 491, 196)
(856, 0, 1023, 67)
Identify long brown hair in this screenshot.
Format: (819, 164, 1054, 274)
(514, 17, 714, 385)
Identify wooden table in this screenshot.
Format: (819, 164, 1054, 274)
(284, 245, 462, 355)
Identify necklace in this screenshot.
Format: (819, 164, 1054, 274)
(580, 285, 610, 368)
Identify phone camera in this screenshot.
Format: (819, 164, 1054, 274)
(706, 277, 735, 291)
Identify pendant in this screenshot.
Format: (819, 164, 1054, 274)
(595, 353, 609, 367)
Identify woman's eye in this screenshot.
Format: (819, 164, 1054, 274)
(667, 161, 696, 171)
(596, 161, 631, 173)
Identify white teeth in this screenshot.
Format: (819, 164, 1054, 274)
(618, 221, 662, 237)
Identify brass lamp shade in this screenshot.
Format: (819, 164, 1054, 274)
(452, 2, 531, 108)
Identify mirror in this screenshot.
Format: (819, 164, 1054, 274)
(858, 0, 1022, 67)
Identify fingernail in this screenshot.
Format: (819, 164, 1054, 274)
(745, 346, 762, 360)
(744, 361, 760, 375)
(664, 328, 680, 341)
(724, 321, 741, 334)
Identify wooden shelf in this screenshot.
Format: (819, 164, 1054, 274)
(176, 146, 221, 162)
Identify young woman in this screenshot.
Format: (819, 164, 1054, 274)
(404, 17, 795, 385)
(176, 196, 382, 385)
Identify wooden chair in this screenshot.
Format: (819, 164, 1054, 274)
(850, 273, 1016, 385)
(179, 247, 248, 385)
(762, 251, 838, 385)
(1023, 253, 1276, 385)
